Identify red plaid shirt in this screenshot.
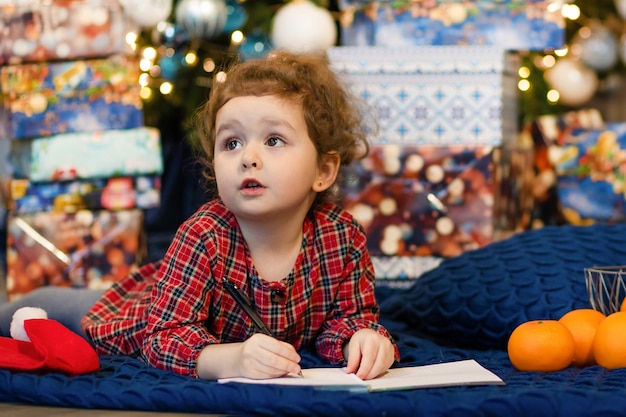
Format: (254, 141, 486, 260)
(82, 199, 398, 377)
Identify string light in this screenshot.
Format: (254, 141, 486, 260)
(547, 89, 560, 103)
(143, 47, 157, 61)
(139, 73, 150, 87)
(231, 30, 244, 45)
(160, 82, 174, 95)
(561, 3, 581, 20)
(140, 86, 153, 100)
(203, 58, 216, 73)
(126, 31, 138, 50)
(542, 55, 556, 68)
(518, 66, 531, 78)
(518, 79, 531, 92)
(184, 51, 198, 66)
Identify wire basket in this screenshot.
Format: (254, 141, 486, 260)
(585, 266, 626, 315)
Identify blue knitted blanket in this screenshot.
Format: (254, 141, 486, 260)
(1, 224, 626, 416)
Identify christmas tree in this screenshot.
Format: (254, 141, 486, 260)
(129, 0, 338, 143)
(131, 0, 626, 136)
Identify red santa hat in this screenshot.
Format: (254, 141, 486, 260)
(0, 307, 99, 375)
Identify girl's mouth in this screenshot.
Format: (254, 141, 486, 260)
(241, 179, 265, 191)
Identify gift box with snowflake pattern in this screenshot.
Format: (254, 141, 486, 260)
(328, 45, 519, 147)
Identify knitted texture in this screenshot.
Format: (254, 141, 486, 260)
(2, 224, 626, 416)
(380, 224, 626, 349)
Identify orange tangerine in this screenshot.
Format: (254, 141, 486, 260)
(592, 311, 626, 370)
(558, 309, 605, 367)
(507, 320, 575, 372)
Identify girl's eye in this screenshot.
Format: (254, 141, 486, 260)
(225, 139, 241, 150)
(266, 136, 285, 147)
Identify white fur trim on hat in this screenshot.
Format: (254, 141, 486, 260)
(10, 307, 48, 342)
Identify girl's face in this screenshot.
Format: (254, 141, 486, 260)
(213, 95, 327, 222)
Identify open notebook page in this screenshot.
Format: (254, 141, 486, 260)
(218, 359, 504, 392)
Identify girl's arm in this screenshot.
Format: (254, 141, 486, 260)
(141, 222, 220, 377)
(314, 222, 400, 377)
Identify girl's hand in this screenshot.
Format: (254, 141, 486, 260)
(197, 333, 301, 380)
(237, 333, 302, 379)
(343, 328, 395, 380)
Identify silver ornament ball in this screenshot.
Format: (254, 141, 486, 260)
(175, 0, 228, 40)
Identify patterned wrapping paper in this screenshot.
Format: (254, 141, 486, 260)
(356, 142, 541, 285)
(0, 55, 143, 139)
(9, 175, 161, 214)
(328, 45, 519, 147)
(550, 122, 626, 224)
(342, 144, 495, 258)
(527, 109, 607, 227)
(0, 0, 129, 65)
(339, 0, 565, 50)
(5, 209, 145, 301)
(9, 127, 163, 182)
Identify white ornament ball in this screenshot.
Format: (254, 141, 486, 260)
(176, 0, 228, 40)
(271, 0, 337, 54)
(544, 57, 598, 107)
(10, 307, 48, 342)
(121, 0, 173, 28)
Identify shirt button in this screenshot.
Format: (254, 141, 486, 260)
(270, 290, 285, 303)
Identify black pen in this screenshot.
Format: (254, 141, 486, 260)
(222, 277, 273, 336)
(222, 277, 303, 377)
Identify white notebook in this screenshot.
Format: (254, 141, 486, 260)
(218, 359, 505, 392)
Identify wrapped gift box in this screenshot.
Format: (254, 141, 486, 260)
(6, 209, 145, 300)
(328, 45, 518, 146)
(0, 55, 143, 139)
(10, 175, 161, 214)
(549, 122, 626, 225)
(523, 109, 606, 227)
(9, 127, 163, 182)
(343, 144, 494, 258)
(339, 0, 565, 50)
(0, 0, 129, 65)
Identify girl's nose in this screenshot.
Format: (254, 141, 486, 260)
(242, 145, 261, 169)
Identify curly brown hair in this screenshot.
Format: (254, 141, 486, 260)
(194, 49, 375, 207)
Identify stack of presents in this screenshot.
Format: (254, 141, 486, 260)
(0, 1, 163, 300)
(1, 0, 623, 295)
(330, 0, 569, 286)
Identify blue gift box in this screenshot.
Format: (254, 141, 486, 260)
(0, 55, 143, 139)
(339, 0, 565, 50)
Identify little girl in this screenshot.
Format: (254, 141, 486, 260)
(10, 50, 400, 381)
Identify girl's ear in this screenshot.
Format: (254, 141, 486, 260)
(313, 151, 340, 192)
